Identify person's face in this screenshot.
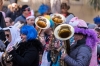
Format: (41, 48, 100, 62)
(24, 7, 30, 16)
(20, 34, 27, 42)
(5, 30, 12, 42)
(74, 34, 83, 42)
(61, 8, 67, 14)
(54, 40, 61, 49)
(27, 18, 34, 26)
(45, 28, 53, 35)
(95, 30, 100, 38)
(5, 18, 12, 27)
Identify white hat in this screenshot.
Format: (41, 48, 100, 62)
(26, 16, 35, 20)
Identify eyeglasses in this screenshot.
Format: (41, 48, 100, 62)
(5, 34, 9, 38)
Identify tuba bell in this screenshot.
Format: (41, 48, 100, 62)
(51, 13, 66, 24)
(35, 16, 51, 39)
(54, 24, 74, 40)
(54, 24, 74, 66)
(35, 16, 50, 29)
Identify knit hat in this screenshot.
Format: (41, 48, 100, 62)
(74, 27, 98, 49)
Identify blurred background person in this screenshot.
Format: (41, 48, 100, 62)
(26, 15, 36, 28)
(5, 17, 14, 27)
(61, 3, 74, 24)
(6, 3, 22, 21)
(14, 5, 30, 23)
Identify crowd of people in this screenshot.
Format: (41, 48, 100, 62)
(0, 2, 99, 66)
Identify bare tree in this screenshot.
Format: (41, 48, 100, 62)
(90, 0, 100, 10)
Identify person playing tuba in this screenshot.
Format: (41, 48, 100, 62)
(61, 17, 98, 66)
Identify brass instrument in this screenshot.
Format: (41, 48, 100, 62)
(54, 24, 74, 66)
(13, 21, 24, 29)
(1, 40, 21, 66)
(49, 14, 66, 64)
(35, 16, 51, 62)
(35, 16, 50, 39)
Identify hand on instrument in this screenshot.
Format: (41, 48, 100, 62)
(45, 44, 50, 51)
(8, 46, 14, 52)
(61, 53, 67, 60)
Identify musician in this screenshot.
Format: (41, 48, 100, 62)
(40, 27, 63, 66)
(38, 4, 54, 27)
(8, 25, 43, 66)
(61, 18, 98, 66)
(0, 26, 21, 66)
(40, 28, 53, 66)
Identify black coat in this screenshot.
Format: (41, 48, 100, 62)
(6, 9, 21, 21)
(10, 39, 43, 66)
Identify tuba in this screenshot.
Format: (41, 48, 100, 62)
(50, 13, 74, 66)
(35, 16, 51, 62)
(35, 16, 50, 39)
(54, 24, 74, 66)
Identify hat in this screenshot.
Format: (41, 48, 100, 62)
(74, 27, 98, 49)
(69, 17, 88, 28)
(26, 16, 35, 20)
(93, 16, 100, 24)
(69, 17, 98, 49)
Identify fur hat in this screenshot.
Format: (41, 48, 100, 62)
(69, 17, 98, 49)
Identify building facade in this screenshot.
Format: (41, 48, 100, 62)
(3, 0, 100, 23)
